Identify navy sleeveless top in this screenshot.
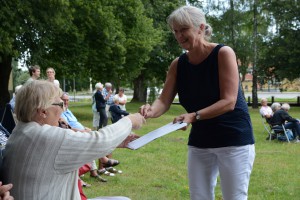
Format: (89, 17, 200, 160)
(177, 44, 254, 148)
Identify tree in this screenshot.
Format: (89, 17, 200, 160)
(259, 0, 300, 81)
(0, 0, 73, 108)
(131, 0, 185, 102)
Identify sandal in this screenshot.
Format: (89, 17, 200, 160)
(98, 169, 115, 177)
(102, 159, 120, 167)
(80, 179, 92, 188)
(106, 167, 123, 174)
(90, 174, 107, 182)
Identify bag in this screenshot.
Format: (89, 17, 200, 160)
(277, 129, 294, 141)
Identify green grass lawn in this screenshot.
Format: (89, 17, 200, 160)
(70, 102, 300, 200)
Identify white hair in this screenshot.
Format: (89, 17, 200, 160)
(271, 102, 281, 112)
(95, 82, 103, 89)
(15, 80, 62, 122)
(281, 103, 290, 111)
(167, 5, 213, 41)
(105, 82, 112, 87)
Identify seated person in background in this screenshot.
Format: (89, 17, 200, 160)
(0, 80, 144, 200)
(281, 103, 291, 112)
(60, 92, 91, 132)
(109, 96, 129, 123)
(270, 102, 281, 113)
(269, 102, 300, 141)
(259, 98, 273, 123)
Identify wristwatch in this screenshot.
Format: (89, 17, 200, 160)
(195, 111, 201, 121)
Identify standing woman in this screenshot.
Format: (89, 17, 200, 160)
(46, 67, 60, 87)
(92, 83, 101, 130)
(94, 83, 107, 129)
(140, 6, 255, 200)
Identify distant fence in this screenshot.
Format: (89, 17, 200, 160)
(246, 96, 300, 107)
(172, 96, 300, 107)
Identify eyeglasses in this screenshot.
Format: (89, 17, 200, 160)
(52, 102, 65, 111)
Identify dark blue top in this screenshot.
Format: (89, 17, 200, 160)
(109, 104, 129, 123)
(176, 44, 254, 148)
(95, 90, 106, 111)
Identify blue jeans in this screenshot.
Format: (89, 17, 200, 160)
(284, 121, 300, 137)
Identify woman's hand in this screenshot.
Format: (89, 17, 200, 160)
(173, 113, 195, 131)
(127, 113, 146, 130)
(118, 133, 140, 148)
(139, 104, 153, 119)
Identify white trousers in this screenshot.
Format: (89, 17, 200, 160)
(92, 111, 100, 128)
(188, 144, 255, 200)
(105, 104, 111, 118)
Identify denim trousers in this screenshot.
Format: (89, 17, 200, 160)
(188, 144, 255, 200)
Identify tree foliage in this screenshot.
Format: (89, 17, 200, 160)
(131, 0, 185, 102)
(259, 0, 300, 81)
(1, 0, 300, 108)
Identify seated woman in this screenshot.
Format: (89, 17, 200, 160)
(0, 80, 145, 200)
(259, 98, 273, 123)
(109, 96, 129, 123)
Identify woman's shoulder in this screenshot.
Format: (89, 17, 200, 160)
(218, 45, 235, 56)
(169, 57, 180, 71)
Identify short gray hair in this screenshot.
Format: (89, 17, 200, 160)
(105, 82, 112, 87)
(95, 82, 103, 89)
(167, 5, 213, 41)
(15, 80, 63, 122)
(281, 103, 290, 111)
(271, 102, 281, 112)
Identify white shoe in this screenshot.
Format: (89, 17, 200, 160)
(106, 167, 123, 174)
(98, 169, 115, 176)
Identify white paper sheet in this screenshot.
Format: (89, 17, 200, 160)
(127, 122, 187, 150)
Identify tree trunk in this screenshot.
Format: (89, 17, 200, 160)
(252, 0, 258, 108)
(0, 54, 13, 109)
(131, 73, 147, 103)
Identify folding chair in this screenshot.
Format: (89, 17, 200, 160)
(0, 103, 16, 135)
(261, 116, 274, 141)
(261, 115, 291, 142)
(271, 124, 291, 143)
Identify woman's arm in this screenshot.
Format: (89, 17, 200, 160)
(140, 58, 178, 118)
(197, 46, 238, 120)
